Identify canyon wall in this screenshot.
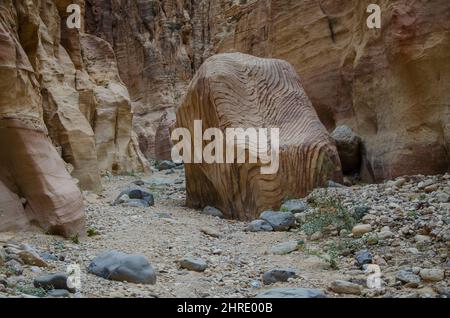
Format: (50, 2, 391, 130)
(88, 0, 449, 182)
(0, 0, 147, 235)
(208, 0, 450, 182)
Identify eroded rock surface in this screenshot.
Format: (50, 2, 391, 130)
(174, 53, 341, 220)
(0, 0, 147, 235)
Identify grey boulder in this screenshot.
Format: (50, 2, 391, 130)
(355, 250, 373, 268)
(260, 211, 295, 231)
(34, 273, 75, 293)
(331, 125, 361, 174)
(246, 220, 274, 232)
(88, 250, 157, 285)
(178, 258, 208, 272)
(262, 269, 297, 285)
(113, 188, 154, 207)
(395, 270, 421, 288)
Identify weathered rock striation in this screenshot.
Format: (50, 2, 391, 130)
(0, 0, 147, 235)
(174, 53, 341, 220)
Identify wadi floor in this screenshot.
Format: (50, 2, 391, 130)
(0, 167, 449, 298)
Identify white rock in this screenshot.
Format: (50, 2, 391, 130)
(352, 224, 373, 237)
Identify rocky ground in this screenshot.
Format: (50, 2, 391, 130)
(0, 166, 449, 298)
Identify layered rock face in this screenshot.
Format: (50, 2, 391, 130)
(199, 0, 450, 181)
(175, 53, 341, 220)
(0, 0, 147, 235)
(88, 0, 449, 182)
(84, 0, 210, 158)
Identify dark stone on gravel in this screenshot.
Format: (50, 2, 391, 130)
(246, 220, 274, 232)
(262, 269, 297, 285)
(88, 250, 157, 285)
(34, 273, 75, 293)
(355, 250, 373, 268)
(178, 258, 208, 272)
(395, 270, 421, 288)
(260, 211, 295, 231)
(354, 205, 371, 219)
(113, 188, 154, 207)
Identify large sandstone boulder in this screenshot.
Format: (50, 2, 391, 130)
(174, 53, 342, 220)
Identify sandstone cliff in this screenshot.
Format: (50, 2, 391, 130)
(0, 0, 147, 235)
(88, 0, 449, 182)
(207, 0, 450, 182)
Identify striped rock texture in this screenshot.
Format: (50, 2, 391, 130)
(0, 120, 85, 237)
(175, 53, 342, 220)
(0, 0, 147, 235)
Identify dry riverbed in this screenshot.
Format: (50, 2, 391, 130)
(0, 168, 449, 298)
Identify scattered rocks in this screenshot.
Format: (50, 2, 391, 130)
(396, 270, 421, 288)
(260, 211, 295, 231)
(352, 224, 373, 237)
(201, 206, 224, 219)
(419, 268, 445, 282)
(256, 288, 326, 298)
(113, 188, 155, 207)
(5, 260, 23, 275)
(34, 273, 75, 293)
(246, 220, 273, 232)
(88, 250, 157, 285)
(262, 269, 297, 285)
(269, 241, 299, 255)
(329, 280, 362, 295)
(178, 258, 208, 272)
(414, 235, 431, 244)
(18, 248, 48, 268)
(355, 250, 373, 268)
